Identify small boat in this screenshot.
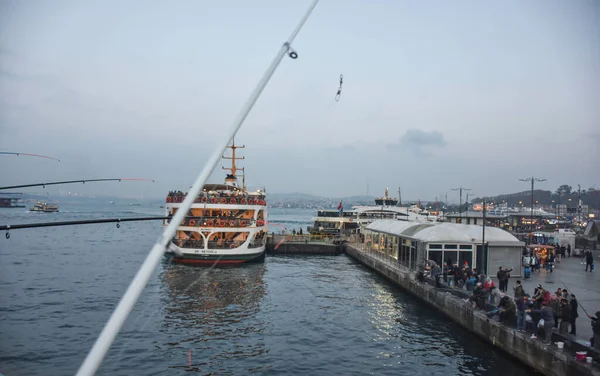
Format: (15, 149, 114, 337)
(109, 201, 115, 204)
(30, 201, 59, 213)
(129, 202, 141, 206)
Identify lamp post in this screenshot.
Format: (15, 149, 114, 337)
(451, 186, 471, 223)
(519, 177, 546, 232)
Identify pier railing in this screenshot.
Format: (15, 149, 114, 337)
(267, 234, 341, 244)
(347, 240, 409, 275)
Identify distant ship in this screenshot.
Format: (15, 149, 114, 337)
(164, 140, 267, 265)
(309, 188, 442, 235)
(0, 194, 26, 208)
(30, 201, 59, 213)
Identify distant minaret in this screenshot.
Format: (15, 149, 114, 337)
(397, 187, 402, 206)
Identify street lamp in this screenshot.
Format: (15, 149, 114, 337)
(519, 176, 546, 232)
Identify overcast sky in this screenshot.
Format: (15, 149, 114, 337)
(1, 0, 598, 201)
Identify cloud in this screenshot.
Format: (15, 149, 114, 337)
(387, 129, 447, 155)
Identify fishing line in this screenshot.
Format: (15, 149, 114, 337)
(75, 1, 320, 373)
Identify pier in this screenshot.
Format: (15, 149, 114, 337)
(344, 242, 600, 376)
(266, 234, 345, 255)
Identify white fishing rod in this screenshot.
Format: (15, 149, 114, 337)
(75, 1, 320, 374)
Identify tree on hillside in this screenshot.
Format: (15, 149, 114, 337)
(555, 185, 572, 196)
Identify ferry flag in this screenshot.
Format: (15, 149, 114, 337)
(338, 201, 343, 214)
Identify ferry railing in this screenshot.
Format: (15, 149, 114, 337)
(166, 194, 267, 204)
(166, 216, 263, 227)
(172, 239, 248, 250)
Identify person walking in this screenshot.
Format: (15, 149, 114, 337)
(585, 250, 594, 272)
(567, 244, 571, 258)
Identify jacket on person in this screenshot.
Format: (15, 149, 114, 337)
(570, 299, 579, 319)
(531, 306, 555, 323)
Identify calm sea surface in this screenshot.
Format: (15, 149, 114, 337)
(0, 203, 536, 375)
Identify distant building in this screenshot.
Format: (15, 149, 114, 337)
(362, 220, 525, 277)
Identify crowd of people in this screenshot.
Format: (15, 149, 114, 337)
(423, 256, 599, 353)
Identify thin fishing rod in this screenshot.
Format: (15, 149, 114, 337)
(1, 216, 169, 233)
(75, 1, 320, 375)
(0, 151, 60, 162)
(0, 178, 155, 191)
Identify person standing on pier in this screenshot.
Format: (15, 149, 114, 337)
(588, 312, 600, 350)
(569, 294, 578, 335)
(527, 302, 555, 344)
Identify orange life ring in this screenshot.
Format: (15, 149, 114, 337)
(240, 198, 247, 205)
(207, 220, 214, 226)
(211, 198, 218, 204)
(201, 197, 207, 203)
(230, 198, 236, 204)
(220, 198, 227, 204)
(218, 221, 225, 227)
(257, 220, 264, 226)
(229, 220, 235, 227)
(166, 197, 172, 203)
(259, 200, 265, 205)
(248, 199, 254, 205)
(188, 219, 196, 226)
(240, 220, 247, 227)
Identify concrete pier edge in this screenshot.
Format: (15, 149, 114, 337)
(345, 244, 600, 376)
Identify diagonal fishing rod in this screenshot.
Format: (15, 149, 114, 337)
(0, 151, 60, 162)
(75, 1, 320, 374)
(0, 178, 155, 191)
(1, 216, 170, 238)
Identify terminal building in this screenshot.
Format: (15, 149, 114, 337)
(362, 220, 525, 277)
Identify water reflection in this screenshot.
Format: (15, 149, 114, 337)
(160, 263, 268, 372)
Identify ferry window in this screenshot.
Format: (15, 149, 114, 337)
(444, 244, 458, 249)
(429, 244, 442, 249)
(459, 245, 472, 250)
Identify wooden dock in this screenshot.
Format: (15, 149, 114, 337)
(266, 234, 346, 255)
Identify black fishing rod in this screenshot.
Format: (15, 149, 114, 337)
(0, 178, 155, 191)
(2, 216, 171, 238)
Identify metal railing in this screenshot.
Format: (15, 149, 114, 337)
(349, 241, 408, 274)
(166, 194, 267, 205)
(167, 216, 262, 228)
(268, 234, 342, 244)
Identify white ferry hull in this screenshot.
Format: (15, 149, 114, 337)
(166, 243, 266, 265)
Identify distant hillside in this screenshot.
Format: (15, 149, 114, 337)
(471, 185, 600, 210)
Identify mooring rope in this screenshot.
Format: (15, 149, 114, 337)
(75, 1, 320, 374)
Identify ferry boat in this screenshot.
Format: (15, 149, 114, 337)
(30, 201, 59, 212)
(0, 194, 26, 208)
(309, 188, 442, 235)
(164, 140, 267, 265)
